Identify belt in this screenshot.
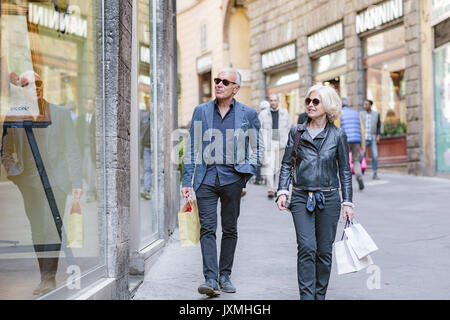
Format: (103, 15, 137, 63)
(292, 186, 339, 192)
(292, 187, 339, 213)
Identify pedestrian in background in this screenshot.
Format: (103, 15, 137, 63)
(76, 98, 97, 202)
(182, 68, 264, 297)
(276, 83, 354, 300)
(360, 99, 381, 180)
(251, 100, 270, 186)
(259, 94, 293, 198)
(139, 102, 152, 200)
(336, 97, 365, 191)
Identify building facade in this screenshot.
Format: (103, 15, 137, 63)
(177, 0, 252, 127)
(420, 0, 450, 177)
(0, 0, 178, 300)
(246, 0, 445, 175)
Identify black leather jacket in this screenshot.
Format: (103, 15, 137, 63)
(278, 121, 353, 203)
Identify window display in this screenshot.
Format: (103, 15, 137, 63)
(312, 48, 347, 97)
(0, 0, 103, 299)
(364, 26, 406, 135)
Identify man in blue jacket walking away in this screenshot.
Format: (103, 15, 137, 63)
(339, 98, 365, 190)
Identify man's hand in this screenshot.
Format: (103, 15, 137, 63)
(182, 187, 192, 199)
(276, 194, 288, 211)
(342, 205, 354, 221)
(9, 72, 19, 85)
(376, 134, 381, 144)
(72, 189, 82, 202)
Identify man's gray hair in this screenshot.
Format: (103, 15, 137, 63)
(341, 97, 350, 107)
(221, 68, 242, 86)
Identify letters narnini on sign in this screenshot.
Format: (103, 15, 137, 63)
(356, 0, 404, 34)
(28, 3, 88, 38)
(307, 22, 344, 54)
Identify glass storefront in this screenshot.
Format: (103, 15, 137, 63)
(434, 43, 450, 172)
(364, 25, 406, 136)
(265, 68, 300, 123)
(0, 0, 104, 299)
(312, 48, 347, 97)
(137, 0, 158, 248)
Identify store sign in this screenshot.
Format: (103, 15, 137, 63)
(28, 3, 88, 38)
(140, 46, 150, 64)
(430, 0, 450, 26)
(262, 44, 296, 70)
(356, 0, 404, 34)
(308, 22, 344, 53)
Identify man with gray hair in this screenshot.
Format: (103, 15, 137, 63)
(182, 68, 263, 297)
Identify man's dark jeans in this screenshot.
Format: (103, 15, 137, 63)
(290, 188, 341, 300)
(196, 177, 245, 281)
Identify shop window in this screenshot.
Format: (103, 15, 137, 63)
(265, 68, 300, 122)
(0, 0, 104, 299)
(363, 25, 405, 57)
(312, 48, 347, 97)
(433, 43, 450, 172)
(199, 71, 212, 104)
(363, 26, 406, 137)
(137, 0, 158, 248)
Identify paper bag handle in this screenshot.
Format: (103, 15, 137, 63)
(340, 219, 353, 241)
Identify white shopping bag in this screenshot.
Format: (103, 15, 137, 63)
(344, 222, 379, 259)
(334, 239, 357, 275)
(334, 221, 374, 275)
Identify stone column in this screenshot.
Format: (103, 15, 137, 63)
(101, 0, 132, 300)
(404, 0, 423, 175)
(297, 35, 311, 108)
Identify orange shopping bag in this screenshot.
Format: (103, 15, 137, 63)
(178, 197, 200, 247)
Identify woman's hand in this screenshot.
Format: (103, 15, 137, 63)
(342, 205, 354, 221)
(277, 194, 288, 211)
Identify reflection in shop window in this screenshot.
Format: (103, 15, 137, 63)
(137, 0, 158, 248)
(0, 0, 103, 299)
(364, 26, 406, 137)
(434, 43, 450, 172)
(366, 58, 406, 137)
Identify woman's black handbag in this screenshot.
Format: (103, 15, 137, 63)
(285, 128, 302, 211)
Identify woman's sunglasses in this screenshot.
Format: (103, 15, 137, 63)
(214, 78, 236, 87)
(305, 98, 321, 106)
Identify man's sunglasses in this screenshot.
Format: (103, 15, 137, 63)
(305, 98, 321, 106)
(23, 80, 43, 88)
(214, 78, 236, 87)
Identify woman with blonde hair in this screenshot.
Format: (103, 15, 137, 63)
(276, 83, 354, 300)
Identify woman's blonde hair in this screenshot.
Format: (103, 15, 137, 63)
(305, 83, 342, 123)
